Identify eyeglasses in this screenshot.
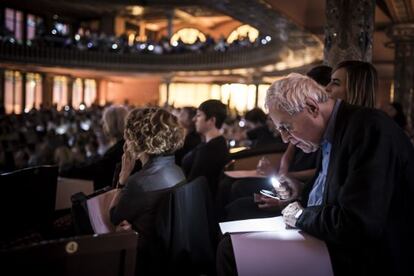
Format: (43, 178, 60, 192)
(275, 123, 293, 134)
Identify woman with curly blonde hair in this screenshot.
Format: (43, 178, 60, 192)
(109, 107, 186, 274)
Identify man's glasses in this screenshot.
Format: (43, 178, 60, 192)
(275, 123, 293, 134)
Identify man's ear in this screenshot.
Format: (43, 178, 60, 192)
(304, 97, 319, 117)
(208, 116, 217, 127)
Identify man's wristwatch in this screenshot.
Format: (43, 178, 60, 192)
(294, 209, 303, 219)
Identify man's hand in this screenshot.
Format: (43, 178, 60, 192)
(277, 175, 304, 201)
(281, 201, 303, 228)
(256, 194, 290, 211)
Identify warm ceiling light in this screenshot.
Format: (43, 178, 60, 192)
(129, 6, 143, 16)
(145, 23, 160, 31)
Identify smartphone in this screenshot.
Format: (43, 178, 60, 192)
(260, 189, 280, 199)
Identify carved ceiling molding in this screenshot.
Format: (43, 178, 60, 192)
(384, 0, 414, 22)
(206, 0, 322, 53)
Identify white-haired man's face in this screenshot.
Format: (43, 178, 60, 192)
(269, 102, 323, 153)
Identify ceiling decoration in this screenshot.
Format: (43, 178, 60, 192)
(384, 0, 414, 22)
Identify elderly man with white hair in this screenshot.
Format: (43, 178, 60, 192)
(216, 73, 414, 276)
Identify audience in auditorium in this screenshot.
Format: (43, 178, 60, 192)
(109, 107, 186, 275)
(181, 99, 229, 196)
(238, 107, 282, 148)
(174, 106, 202, 166)
(60, 105, 130, 190)
(0, 104, 105, 173)
(217, 73, 414, 276)
(2, 22, 270, 55)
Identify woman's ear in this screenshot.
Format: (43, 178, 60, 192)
(304, 97, 319, 117)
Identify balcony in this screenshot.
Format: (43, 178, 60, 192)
(0, 42, 284, 73)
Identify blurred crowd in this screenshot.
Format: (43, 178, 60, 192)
(0, 23, 272, 55)
(0, 104, 106, 173)
(0, 103, 282, 174)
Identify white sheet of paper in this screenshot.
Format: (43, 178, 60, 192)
(220, 216, 334, 276)
(219, 216, 286, 234)
(231, 231, 334, 276)
(86, 189, 118, 234)
(224, 170, 267, 178)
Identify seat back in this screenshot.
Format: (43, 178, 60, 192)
(0, 165, 58, 241)
(156, 176, 218, 275)
(229, 152, 284, 171)
(227, 143, 287, 171)
(71, 186, 113, 235)
(1, 231, 138, 276)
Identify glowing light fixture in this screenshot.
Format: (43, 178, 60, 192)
(128, 6, 144, 16)
(170, 28, 206, 45)
(227, 24, 259, 43)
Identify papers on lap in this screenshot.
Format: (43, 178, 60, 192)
(219, 216, 334, 276)
(219, 216, 286, 234)
(86, 189, 119, 234)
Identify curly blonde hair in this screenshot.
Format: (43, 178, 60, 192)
(124, 108, 185, 157)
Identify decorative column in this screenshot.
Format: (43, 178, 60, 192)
(67, 77, 74, 107)
(95, 79, 100, 105)
(387, 23, 414, 128)
(324, 0, 375, 66)
(0, 68, 4, 113)
(22, 12, 28, 46)
(164, 76, 171, 107)
(252, 75, 262, 107)
(81, 79, 86, 104)
(166, 9, 175, 40)
(21, 72, 26, 112)
(139, 21, 146, 41)
(41, 73, 53, 108)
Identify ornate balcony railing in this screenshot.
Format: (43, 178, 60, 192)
(0, 43, 284, 72)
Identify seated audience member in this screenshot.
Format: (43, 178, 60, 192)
(217, 73, 414, 276)
(175, 106, 202, 165)
(280, 60, 377, 180)
(241, 107, 282, 148)
(255, 60, 378, 212)
(278, 65, 332, 180)
(181, 100, 229, 196)
(60, 105, 131, 190)
(217, 65, 331, 221)
(109, 107, 186, 274)
(325, 60, 376, 108)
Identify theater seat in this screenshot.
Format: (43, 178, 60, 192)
(1, 231, 138, 276)
(226, 144, 287, 171)
(0, 165, 59, 244)
(156, 176, 218, 275)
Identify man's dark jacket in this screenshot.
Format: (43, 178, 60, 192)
(297, 102, 414, 276)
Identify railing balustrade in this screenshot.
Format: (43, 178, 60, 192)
(0, 43, 283, 72)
